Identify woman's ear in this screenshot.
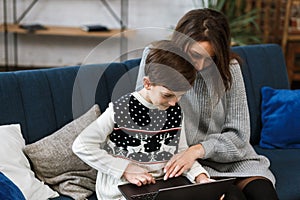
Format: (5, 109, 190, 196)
(143, 77, 151, 90)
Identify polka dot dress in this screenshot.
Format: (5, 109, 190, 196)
(103, 93, 182, 163)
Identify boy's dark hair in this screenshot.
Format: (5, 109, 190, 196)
(145, 40, 196, 92)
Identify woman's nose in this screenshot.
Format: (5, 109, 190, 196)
(193, 59, 205, 71)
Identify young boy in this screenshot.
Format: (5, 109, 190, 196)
(72, 40, 211, 200)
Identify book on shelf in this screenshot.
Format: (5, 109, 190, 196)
(80, 24, 109, 32)
(19, 23, 47, 32)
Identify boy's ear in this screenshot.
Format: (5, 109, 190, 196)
(143, 77, 151, 90)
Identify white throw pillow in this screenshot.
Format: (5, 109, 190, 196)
(0, 124, 59, 200)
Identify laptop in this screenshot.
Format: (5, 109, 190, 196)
(118, 176, 236, 200)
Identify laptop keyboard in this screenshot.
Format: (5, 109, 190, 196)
(131, 191, 157, 200)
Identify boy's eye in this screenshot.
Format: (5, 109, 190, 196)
(162, 94, 174, 98)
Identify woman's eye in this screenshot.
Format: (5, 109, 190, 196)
(191, 52, 202, 59)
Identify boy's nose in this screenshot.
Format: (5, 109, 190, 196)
(168, 98, 178, 106)
(168, 101, 176, 106)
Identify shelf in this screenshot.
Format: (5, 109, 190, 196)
(2, 0, 129, 69)
(287, 27, 300, 41)
(0, 23, 129, 38)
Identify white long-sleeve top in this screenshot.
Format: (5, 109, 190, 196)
(73, 92, 209, 200)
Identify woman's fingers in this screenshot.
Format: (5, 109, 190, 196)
(171, 164, 186, 177)
(174, 167, 185, 177)
(164, 162, 186, 180)
(220, 194, 225, 200)
(164, 162, 176, 180)
(164, 154, 179, 172)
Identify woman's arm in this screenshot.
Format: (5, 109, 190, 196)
(163, 119, 211, 183)
(163, 62, 251, 176)
(200, 61, 251, 162)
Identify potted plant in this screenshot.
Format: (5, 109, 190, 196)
(193, 0, 261, 46)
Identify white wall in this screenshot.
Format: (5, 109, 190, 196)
(0, 0, 201, 68)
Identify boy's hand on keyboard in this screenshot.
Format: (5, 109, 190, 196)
(123, 163, 156, 186)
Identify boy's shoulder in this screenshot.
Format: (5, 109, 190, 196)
(112, 93, 133, 103)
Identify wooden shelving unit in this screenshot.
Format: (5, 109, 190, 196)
(282, 0, 300, 82)
(0, 23, 125, 38)
(286, 27, 300, 40)
(1, 0, 129, 70)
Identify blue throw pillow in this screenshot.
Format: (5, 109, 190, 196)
(0, 172, 26, 200)
(260, 86, 300, 149)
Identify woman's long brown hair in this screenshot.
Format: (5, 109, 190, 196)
(172, 8, 240, 91)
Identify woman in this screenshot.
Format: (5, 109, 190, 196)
(136, 8, 278, 200)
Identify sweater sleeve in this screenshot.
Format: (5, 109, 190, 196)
(201, 61, 252, 162)
(135, 46, 151, 91)
(179, 120, 210, 182)
(72, 103, 130, 179)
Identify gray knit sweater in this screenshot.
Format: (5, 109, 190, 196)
(136, 47, 276, 184)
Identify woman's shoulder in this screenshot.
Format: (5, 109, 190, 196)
(228, 59, 246, 89)
(229, 58, 240, 66)
(229, 58, 242, 73)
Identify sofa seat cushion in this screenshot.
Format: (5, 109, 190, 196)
(50, 193, 97, 200)
(254, 146, 300, 200)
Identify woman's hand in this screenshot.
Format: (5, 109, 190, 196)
(123, 163, 156, 186)
(195, 173, 215, 184)
(195, 174, 225, 200)
(163, 144, 205, 180)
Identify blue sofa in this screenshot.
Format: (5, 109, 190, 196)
(0, 44, 298, 200)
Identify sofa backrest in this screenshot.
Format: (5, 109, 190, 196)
(0, 44, 289, 146)
(232, 44, 289, 145)
(0, 61, 140, 144)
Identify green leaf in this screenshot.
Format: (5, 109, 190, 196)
(193, 0, 262, 45)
